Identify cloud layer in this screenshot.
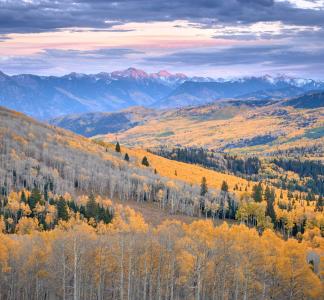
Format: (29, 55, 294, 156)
(1, 0, 324, 34)
(0, 0, 323, 78)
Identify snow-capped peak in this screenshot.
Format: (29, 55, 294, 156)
(156, 70, 172, 77)
(111, 67, 149, 79)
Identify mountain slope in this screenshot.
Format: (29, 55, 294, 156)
(1, 69, 324, 119)
(94, 100, 324, 157)
(50, 107, 156, 137)
(158, 76, 324, 108)
(0, 68, 184, 119)
(0, 105, 256, 217)
(282, 91, 324, 109)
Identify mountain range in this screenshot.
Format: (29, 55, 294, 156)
(1, 68, 324, 119)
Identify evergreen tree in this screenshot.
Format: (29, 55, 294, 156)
(56, 196, 69, 221)
(280, 190, 283, 199)
(306, 192, 313, 201)
(316, 195, 323, 212)
(115, 142, 121, 153)
(252, 183, 263, 202)
(86, 193, 98, 219)
(28, 187, 42, 210)
(221, 181, 229, 192)
(124, 153, 130, 162)
(142, 156, 149, 167)
(20, 190, 27, 203)
(200, 177, 208, 196)
(265, 186, 276, 223)
(98, 206, 112, 224)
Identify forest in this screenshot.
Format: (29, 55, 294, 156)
(0, 206, 323, 300)
(151, 146, 324, 197)
(0, 107, 323, 299)
(273, 158, 324, 196)
(150, 147, 261, 176)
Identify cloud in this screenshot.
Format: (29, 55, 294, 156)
(0, 35, 11, 42)
(144, 44, 324, 68)
(0, 47, 144, 74)
(43, 48, 143, 59)
(0, 0, 324, 34)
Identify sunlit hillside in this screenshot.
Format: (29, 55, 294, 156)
(0, 106, 323, 300)
(99, 101, 323, 158)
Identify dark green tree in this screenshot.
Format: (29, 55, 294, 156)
(252, 183, 263, 202)
(316, 195, 323, 212)
(124, 153, 130, 162)
(28, 187, 42, 210)
(200, 177, 208, 196)
(142, 156, 149, 167)
(56, 196, 69, 221)
(264, 186, 276, 223)
(86, 193, 98, 219)
(221, 181, 229, 192)
(115, 142, 121, 153)
(20, 190, 27, 203)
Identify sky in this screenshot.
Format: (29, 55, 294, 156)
(1, 0, 324, 78)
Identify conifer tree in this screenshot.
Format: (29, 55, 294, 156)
(86, 193, 98, 219)
(124, 153, 130, 162)
(316, 195, 323, 212)
(200, 177, 208, 196)
(265, 186, 276, 223)
(280, 190, 283, 199)
(115, 141, 121, 153)
(20, 190, 27, 203)
(56, 196, 69, 221)
(221, 181, 229, 192)
(29, 187, 42, 210)
(142, 156, 149, 167)
(252, 183, 263, 202)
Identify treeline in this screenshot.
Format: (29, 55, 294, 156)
(0, 217, 322, 300)
(151, 147, 261, 176)
(273, 158, 324, 179)
(273, 158, 324, 195)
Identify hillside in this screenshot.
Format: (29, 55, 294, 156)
(1, 107, 323, 300)
(50, 107, 156, 137)
(4, 105, 272, 219)
(95, 100, 324, 158)
(282, 91, 324, 109)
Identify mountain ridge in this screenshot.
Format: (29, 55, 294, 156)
(1, 68, 324, 119)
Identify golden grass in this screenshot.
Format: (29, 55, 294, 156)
(99, 105, 323, 157)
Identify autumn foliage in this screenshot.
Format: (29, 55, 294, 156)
(0, 212, 322, 300)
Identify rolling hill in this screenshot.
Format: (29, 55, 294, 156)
(52, 93, 323, 158)
(0, 105, 257, 217)
(282, 91, 324, 109)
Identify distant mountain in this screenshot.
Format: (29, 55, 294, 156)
(0, 68, 187, 119)
(158, 75, 324, 108)
(282, 91, 324, 109)
(1, 68, 324, 119)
